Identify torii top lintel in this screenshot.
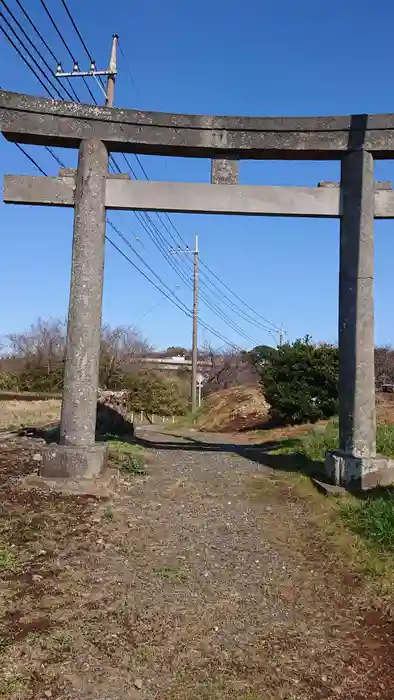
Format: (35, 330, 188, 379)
(2, 90, 394, 160)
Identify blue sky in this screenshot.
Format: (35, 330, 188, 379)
(1, 0, 394, 350)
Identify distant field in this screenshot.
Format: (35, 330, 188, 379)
(2, 387, 394, 435)
(0, 399, 61, 431)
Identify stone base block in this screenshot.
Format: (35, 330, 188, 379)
(325, 450, 394, 490)
(40, 443, 108, 479)
(311, 478, 348, 498)
(20, 467, 119, 497)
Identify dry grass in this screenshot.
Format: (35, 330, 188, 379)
(196, 386, 269, 432)
(0, 399, 61, 432)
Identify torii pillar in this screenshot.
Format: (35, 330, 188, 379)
(325, 151, 394, 489)
(42, 138, 109, 480)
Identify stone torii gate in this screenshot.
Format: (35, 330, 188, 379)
(2, 90, 394, 490)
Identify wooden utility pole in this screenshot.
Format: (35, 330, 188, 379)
(191, 233, 199, 413)
(171, 234, 199, 412)
(106, 34, 118, 107)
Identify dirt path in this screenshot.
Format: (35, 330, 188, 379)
(1, 429, 393, 700)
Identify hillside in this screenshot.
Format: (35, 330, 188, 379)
(196, 385, 269, 432)
(196, 386, 394, 433)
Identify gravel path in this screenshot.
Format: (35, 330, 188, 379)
(1, 429, 393, 700)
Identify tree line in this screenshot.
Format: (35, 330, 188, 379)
(0, 318, 256, 415)
(0, 318, 189, 415)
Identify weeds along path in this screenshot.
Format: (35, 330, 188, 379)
(0, 430, 393, 700)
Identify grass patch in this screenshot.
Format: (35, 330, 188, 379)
(0, 676, 27, 698)
(134, 644, 154, 662)
(268, 419, 394, 556)
(376, 422, 394, 457)
(153, 565, 188, 583)
(170, 408, 204, 430)
(341, 491, 394, 553)
(297, 419, 394, 463)
(296, 419, 339, 461)
(274, 419, 394, 465)
(121, 456, 146, 476)
(107, 439, 147, 476)
(48, 631, 74, 653)
(0, 548, 17, 572)
(116, 540, 132, 555)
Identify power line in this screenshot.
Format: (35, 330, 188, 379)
(59, 0, 92, 62)
(5, 135, 224, 347)
(45, 10, 263, 345)
(15, 0, 57, 62)
(109, 158, 258, 340)
(49, 8, 282, 340)
(1, 13, 250, 349)
(115, 156, 268, 340)
(12, 0, 79, 100)
(0, 15, 82, 169)
(5, 138, 243, 351)
(106, 218, 192, 317)
(0, 76, 239, 346)
(0, 17, 191, 324)
(118, 38, 140, 99)
(39, 17, 193, 309)
(200, 260, 283, 332)
(59, 0, 106, 92)
(14, 143, 47, 175)
(114, 44, 281, 336)
(105, 236, 242, 350)
(39, 0, 76, 64)
(0, 11, 64, 98)
(0, 0, 77, 102)
(114, 204, 258, 343)
(38, 0, 97, 103)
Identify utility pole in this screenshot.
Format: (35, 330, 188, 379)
(171, 234, 199, 412)
(191, 233, 199, 413)
(55, 34, 118, 106)
(105, 34, 118, 107)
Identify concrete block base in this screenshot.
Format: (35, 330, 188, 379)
(311, 478, 348, 498)
(325, 450, 394, 490)
(20, 467, 119, 497)
(40, 443, 108, 479)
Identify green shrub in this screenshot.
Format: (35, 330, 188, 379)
(252, 337, 338, 425)
(0, 365, 64, 393)
(0, 371, 20, 391)
(17, 364, 64, 392)
(124, 373, 188, 416)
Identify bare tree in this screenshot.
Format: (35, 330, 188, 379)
(203, 345, 258, 395)
(375, 346, 394, 388)
(100, 324, 152, 388)
(8, 318, 66, 373)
